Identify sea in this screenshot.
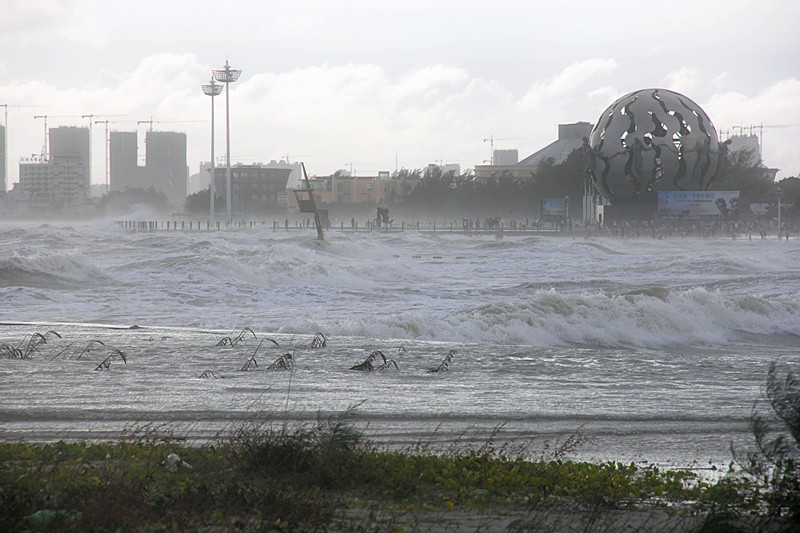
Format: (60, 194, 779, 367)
(2, 217, 799, 473)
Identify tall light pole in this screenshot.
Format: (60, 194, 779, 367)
(1, 104, 7, 192)
(212, 60, 241, 220)
(777, 185, 782, 239)
(94, 120, 111, 193)
(82, 114, 95, 192)
(202, 77, 223, 220)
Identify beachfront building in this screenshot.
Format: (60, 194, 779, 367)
(110, 130, 188, 208)
(212, 163, 293, 213)
(285, 171, 419, 214)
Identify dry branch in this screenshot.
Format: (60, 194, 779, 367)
(428, 349, 457, 373)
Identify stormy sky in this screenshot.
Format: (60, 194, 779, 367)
(1, 0, 798, 185)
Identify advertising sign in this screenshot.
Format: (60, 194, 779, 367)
(540, 198, 566, 219)
(658, 191, 740, 220)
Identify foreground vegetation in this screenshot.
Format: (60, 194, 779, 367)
(0, 412, 795, 532)
(3, 359, 799, 531)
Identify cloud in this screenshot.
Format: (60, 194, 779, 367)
(2, 51, 798, 184)
(707, 79, 800, 175)
(0, 0, 104, 46)
(517, 58, 619, 112)
(0, 0, 72, 36)
(663, 67, 701, 95)
(225, 63, 515, 172)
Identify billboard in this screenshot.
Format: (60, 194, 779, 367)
(658, 191, 740, 220)
(540, 198, 566, 219)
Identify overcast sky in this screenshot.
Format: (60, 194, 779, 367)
(1, 0, 799, 188)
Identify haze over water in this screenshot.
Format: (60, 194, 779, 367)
(1, 220, 799, 470)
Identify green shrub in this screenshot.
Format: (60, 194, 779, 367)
(735, 360, 800, 521)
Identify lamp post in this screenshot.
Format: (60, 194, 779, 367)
(212, 60, 242, 220)
(564, 195, 570, 231)
(1, 105, 7, 192)
(777, 185, 782, 239)
(202, 78, 223, 220)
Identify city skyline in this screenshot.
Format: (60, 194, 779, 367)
(1, 0, 799, 190)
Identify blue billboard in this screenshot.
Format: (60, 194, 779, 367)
(540, 198, 566, 219)
(658, 191, 740, 220)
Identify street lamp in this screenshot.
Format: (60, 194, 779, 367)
(202, 77, 223, 220)
(777, 185, 782, 239)
(212, 60, 242, 220)
(564, 195, 570, 230)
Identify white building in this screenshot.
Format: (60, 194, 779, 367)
(12, 126, 90, 213)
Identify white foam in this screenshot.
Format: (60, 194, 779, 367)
(284, 287, 800, 348)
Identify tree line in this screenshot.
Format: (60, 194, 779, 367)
(177, 146, 797, 218)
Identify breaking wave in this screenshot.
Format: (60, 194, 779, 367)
(280, 287, 800, 348)
(0, 251, 111, 288)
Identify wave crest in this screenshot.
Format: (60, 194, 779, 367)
(0, 251, 111, 288)
(284, 288, 800, 348)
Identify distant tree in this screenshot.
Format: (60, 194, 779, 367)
(526, 151, 585, 202)
(392, 168, 422, 181)
(709, 147, 775, 205)
(776, 177, 800, 217)
(734, 360, 800, 520)
(96, 187, 170, 215)
(185, 188, 222, 214)
(403, 150, 587, 217)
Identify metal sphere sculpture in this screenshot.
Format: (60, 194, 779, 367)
(585, 88, 720, 203)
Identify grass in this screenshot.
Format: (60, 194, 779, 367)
(0, 410, 793, 532)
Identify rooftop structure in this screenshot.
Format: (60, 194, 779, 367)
(518, 122, 592, 166)
(474, 122, 592, 181)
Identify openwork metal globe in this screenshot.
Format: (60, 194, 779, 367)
(585, 88, 719, 203)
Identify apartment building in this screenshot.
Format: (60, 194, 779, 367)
(110, 130, 187, 208)
(13, 126, 90, 212)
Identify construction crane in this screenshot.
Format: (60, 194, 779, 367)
(483, 135, 524, 165)
(137, 117, 205, 131)
(94, 119, 144, 186)
(435, 158, 467, 167)
(82, 114, 125, 188)
(1, 104, 46, 191)
(752, 124, 800, 159)
(33, 114, 49, 157)
(729, 123, 800, 159)
(32, 114, 82, 158)
(284, 154, 310, 164)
